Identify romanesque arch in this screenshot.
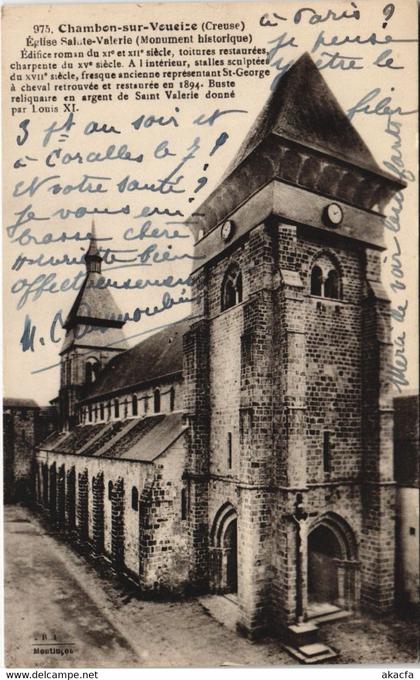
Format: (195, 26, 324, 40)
(209, 503, 238, 594)
(307, 512, 360, 612)
(308, 250, 344, 300)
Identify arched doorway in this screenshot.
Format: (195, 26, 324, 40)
(210, 503, 238, 594)
(307, 513, 359, 613)
(224, 518, 238, 593)
(308, 525, 341, 604)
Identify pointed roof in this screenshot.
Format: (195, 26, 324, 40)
(226, 52, 383, 178)
(63, 273, 126, 330)
(61, 226, 128, 353)
(85, 220, 101, 261)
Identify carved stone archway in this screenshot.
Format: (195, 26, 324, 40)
(209, 503, 238, 594)
(307, 513, 360, 612)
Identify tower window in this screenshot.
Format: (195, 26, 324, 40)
(310, 254, 342, 300)
(181, 488, 188, 520)
(170, 387, 175, 412)
(154, 389, 161, 413)
(66, 358, 72, 384)
(310, 266, 323, 296)
(132, 394, 138, 416)
(88, 404, 92, 422)
(323, 431, 332, 473)
(222, 264, 243, 311)
(85, 358, 100, 385)
(131, 486, 139, 511)
(100, 403, 105, 420)
(227, 432, 232, 469)
(114, 399, 120, 418)
(324, 269, 340, 299)
(108, 480, 113, 500)
(107, 401, 111, 420)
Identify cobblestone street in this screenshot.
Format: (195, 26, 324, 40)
(4, 505, 418, 668)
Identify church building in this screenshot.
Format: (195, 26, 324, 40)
(34, 53, 405, 653)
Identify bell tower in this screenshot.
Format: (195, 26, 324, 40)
(59, 223, 128, 429)
(184, 53, 405, 639)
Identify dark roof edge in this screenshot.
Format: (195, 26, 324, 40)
(59, 343, 126, 357)
(189, 132, 405, 230)
(275, 132, 407, 189)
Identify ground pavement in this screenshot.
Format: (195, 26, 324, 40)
(4, 505, 418, 668)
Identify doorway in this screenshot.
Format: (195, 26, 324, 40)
(308, 524, 340, 604)
(210, 503, 238, 594)
(224, 518, 238, 593)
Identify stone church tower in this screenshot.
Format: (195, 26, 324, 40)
(184, 53, 405, 641)
(59, 224, 128, 429)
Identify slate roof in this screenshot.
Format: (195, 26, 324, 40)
(63, 272, 127, 330)
(61, 322, 129, 354)
(3, 397, 39, 409)
(226, 52, 386, 179)
(82, 317, 191, 401)
(38, 413, 186, 463)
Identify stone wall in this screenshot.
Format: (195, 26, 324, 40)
(79, 377, 184, 425)
(3, 407, 37, 502)
(35, 433, 188, 590)
(188, 202, 394, 635)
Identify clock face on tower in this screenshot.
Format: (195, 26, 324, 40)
(323, 202, 343, 227)
(221, 219, 235, 242)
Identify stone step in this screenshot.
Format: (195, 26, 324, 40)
(310, 609, 351, 625)
(283, 642, 337, 664)
(286, 622, 319, 647)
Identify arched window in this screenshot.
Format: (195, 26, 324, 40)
(310, 265, 323, 296)
(114, 399, 120, 418)
(85, 357, 100, 386)
(169, 387, 175, 412)
(93, 404, 98, 422)
(131, 486, 139, 511)
(132, 394, 138, 416)
(310, 255, 342, 300)
(108, 480, 113, 500)
(325, 269, 340, 299)
(154, 389, 161, 413)
(107, 401, 112, 420)
(222, 264, 243, 311)
(88, 404, 92, 422)
(100, 403, 105, 420)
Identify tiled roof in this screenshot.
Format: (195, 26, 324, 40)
(226, 52, 384, 179)
(64, 272, 126, 329)
(114, 413, 185, 462)
(3, 397, 39, 409)
(83, 318, 191, 401)
(38, 413, 186, 462)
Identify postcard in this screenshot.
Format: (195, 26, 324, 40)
(2, 0, 418, 669)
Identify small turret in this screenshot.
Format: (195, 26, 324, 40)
(84, 221, 102, 274)
(58, 223, 129, 429)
